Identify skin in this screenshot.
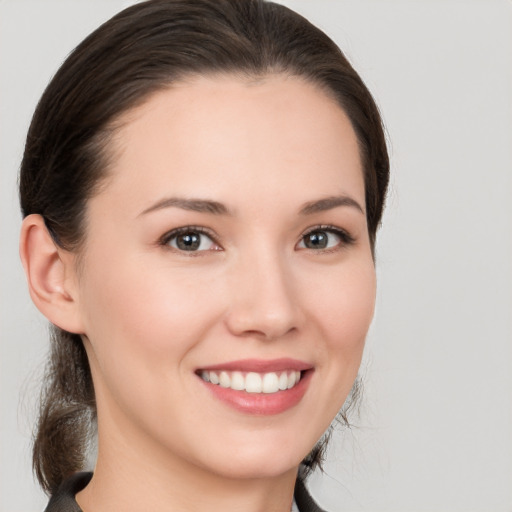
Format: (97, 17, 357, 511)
(21, 74, 376, 512)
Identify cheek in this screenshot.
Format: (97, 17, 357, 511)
(80, 254, 217, 350)
(337, 269, 375, 346)
(77, 256, 222, 422)
(306, 258, 375, 413)
(310, 260, 376, 347)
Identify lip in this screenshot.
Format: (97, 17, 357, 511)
(198, 358, 312, 373)
(196, 359, 314, 416)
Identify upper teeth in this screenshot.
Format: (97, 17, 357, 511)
(201, 370, 301, 394)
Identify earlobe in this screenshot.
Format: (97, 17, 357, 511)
(19, 214, 85, 334)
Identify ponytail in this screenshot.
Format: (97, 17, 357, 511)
(32, 327, 95, 494)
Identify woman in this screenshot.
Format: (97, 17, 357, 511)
(19, 0, 389, 510)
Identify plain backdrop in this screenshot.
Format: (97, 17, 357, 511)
(1, 1, 511, 511)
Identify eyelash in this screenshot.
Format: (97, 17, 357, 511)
(158, 224, 355, 254)
(159, 225, 219, 254)
(299, 224, 356, 252)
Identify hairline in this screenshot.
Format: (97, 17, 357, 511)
(69, 69, 369, 272)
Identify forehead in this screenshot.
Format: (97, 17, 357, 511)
(98, 74, 364, 214)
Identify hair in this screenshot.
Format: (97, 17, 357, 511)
(19, 0, 389, 495)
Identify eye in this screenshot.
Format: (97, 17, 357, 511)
(162, 227, 220, 252)
(297, 226, 354, 251)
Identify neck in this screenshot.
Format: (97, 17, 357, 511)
(76, 418, 299, 512)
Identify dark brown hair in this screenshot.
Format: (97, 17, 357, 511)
(19, 0, 389, 495)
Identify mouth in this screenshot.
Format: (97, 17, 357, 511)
(198, 369, 303, 394)
(195, 359, 313, 415)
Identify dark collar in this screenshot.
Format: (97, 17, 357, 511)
(44, 472, 91, 512)
(44, 471, 326, 512)
(294, 477, 327, 512)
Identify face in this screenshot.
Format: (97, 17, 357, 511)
(73, 75, 376, 480)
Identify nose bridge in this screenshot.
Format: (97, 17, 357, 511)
(225, 239, 299, 340)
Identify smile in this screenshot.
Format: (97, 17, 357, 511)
(200, 370, 302, 394)
(196, 359, 313, 415)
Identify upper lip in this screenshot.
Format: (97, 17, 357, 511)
(198, 358, 313, 373)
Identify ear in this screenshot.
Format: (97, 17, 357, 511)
(19, 214, 85, 334)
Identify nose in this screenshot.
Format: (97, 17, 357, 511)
(224, 250, 300, 341)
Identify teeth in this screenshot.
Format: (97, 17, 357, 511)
(245, 372, 262, 393)
(262, 372, 279, 393)
(287, 371, 300, 389)
(278, 372, 288, 390)
(201, 370, 302, 393)
(219, 371, 230, 388)
(287, 371, 296, 389)
(231, 371, 245, 391)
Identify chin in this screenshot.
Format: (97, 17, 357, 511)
(210, 457, 301, 481)
(193, 437, 312, 481)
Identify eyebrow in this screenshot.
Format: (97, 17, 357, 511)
(139, 194, 364, 217)
(139, 197, 231, 217)
(299, 195, 365, 216)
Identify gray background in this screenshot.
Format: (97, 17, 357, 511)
(1, 1, 511, 510)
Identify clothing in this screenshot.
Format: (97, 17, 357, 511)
(43, 471, 326, 512)
(44, 472, 90, 512)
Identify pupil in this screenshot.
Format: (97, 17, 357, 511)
(305, 231, 327, 249)
(177, 232, 200, 251)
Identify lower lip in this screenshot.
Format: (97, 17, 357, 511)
(198, 370, 313, 415)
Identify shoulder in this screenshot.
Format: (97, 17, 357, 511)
(43, 472, 91, 512)
(43, 472, 326, 512)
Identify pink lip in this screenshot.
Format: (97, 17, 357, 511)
(196, 359, 314, 416)
(198, 358, 312, 373)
